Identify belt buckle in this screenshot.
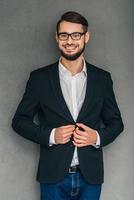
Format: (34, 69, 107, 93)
(69, 166, 77, 173)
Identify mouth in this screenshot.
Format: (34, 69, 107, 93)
(64, 45, 78, 52)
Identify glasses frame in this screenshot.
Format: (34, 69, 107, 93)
(57, 31, 87, 41)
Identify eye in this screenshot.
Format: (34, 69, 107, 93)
(72, 33, 80, 39)
(59, 33, 68, 39)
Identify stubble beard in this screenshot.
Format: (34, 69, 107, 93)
(59, 43, 86, 61)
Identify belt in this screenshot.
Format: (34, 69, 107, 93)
(69, 165, 81, 173)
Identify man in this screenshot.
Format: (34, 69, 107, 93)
(12, 11, 124, 200)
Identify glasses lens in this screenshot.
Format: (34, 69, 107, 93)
(58, 32, 86, 41)
(59, 33, 68, 41)
(71, 33, 81, 40)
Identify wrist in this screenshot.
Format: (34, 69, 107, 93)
(92, 131, 97, 144)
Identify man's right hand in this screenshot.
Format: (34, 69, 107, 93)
(55, 125, 75, 144)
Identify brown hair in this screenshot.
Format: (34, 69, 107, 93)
(56, 11, 88, 33)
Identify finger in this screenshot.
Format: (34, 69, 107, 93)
(62, 137, 71, 144)
(73, 131, 87, 141)
(64, 131, 74, 137)
(75, 124, 85, 131)
(56, 131, 72, 139)
(73, 141, 88, 147)
(61, 127, 75, 135)
(65, 126, 75, 132)
(75, 128, 88, 137)
(64, 134, 72, 140)
(76, 123, 89, 131)
(73, 137, 86, 144)
(60, 128, 74, 135)
(58, 136, 70, 144)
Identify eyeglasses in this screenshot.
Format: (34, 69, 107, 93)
(57, 31, 87, 41)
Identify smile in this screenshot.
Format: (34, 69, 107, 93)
(64, 46, 77, 51)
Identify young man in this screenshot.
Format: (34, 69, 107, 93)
(12, 11, 124, 200)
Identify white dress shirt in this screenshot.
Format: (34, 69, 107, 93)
(49, 58, 100, 166)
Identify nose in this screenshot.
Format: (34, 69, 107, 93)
(66, 35, 73, 44)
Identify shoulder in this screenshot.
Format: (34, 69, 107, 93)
(86, 61, 112, 81)
(26, 61, 58, 87)
(30, 61, 58, 77)
(86, 62, 110, 75)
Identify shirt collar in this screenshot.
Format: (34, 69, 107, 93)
(58, 57, 87, 77)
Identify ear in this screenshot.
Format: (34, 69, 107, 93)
(56, 32, 59, 43)
(85, 31, 90, 44)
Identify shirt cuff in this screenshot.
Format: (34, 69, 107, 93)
(92, 131, 100, 148)
(49, 128, 56, 146)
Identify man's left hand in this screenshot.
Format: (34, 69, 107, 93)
(73, 123, 97, 147)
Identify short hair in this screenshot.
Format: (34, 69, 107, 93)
(56, 11, 88, 33)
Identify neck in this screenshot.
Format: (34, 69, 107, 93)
(60, 55, 84, 75)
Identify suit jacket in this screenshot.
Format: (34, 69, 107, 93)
(12, 61, 124, 184)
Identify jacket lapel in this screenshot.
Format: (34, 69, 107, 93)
(48, 61, 98, 123)
(76, 62, 98, 122)
(48, 62, 75, 123)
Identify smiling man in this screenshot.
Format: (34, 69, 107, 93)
(12, 11, 124, 200)
(56, 22, 87, 61)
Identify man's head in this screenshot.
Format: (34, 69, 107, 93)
(56, 11, 90, 61)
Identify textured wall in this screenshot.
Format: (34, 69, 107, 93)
(0, 0, 134, 199)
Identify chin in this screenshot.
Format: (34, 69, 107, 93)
(59, 44, 85, 61)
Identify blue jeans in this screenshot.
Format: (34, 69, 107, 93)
(40, 172, 102, 200)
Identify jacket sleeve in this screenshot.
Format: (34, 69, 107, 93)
(11, 71, 53, 148)
(97, 73, 124, 147)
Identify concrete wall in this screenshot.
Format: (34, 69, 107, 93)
(0, 0, 134, 199)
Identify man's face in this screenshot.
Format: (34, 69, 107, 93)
(56, 21, 90, 61)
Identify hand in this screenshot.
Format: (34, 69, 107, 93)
(55, 125, 75, 144)
(73, 123, 97, 147)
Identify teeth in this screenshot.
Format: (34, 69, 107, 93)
(65, 47, 76, 50)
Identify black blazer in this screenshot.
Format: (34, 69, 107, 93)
(12, 61, 124, 184)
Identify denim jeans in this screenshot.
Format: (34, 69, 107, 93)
(40, 172, 102, 200)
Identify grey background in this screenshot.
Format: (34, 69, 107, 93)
(0, 0, 134, 199)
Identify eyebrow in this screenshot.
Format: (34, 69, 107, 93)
(58, 32, 84, 34)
